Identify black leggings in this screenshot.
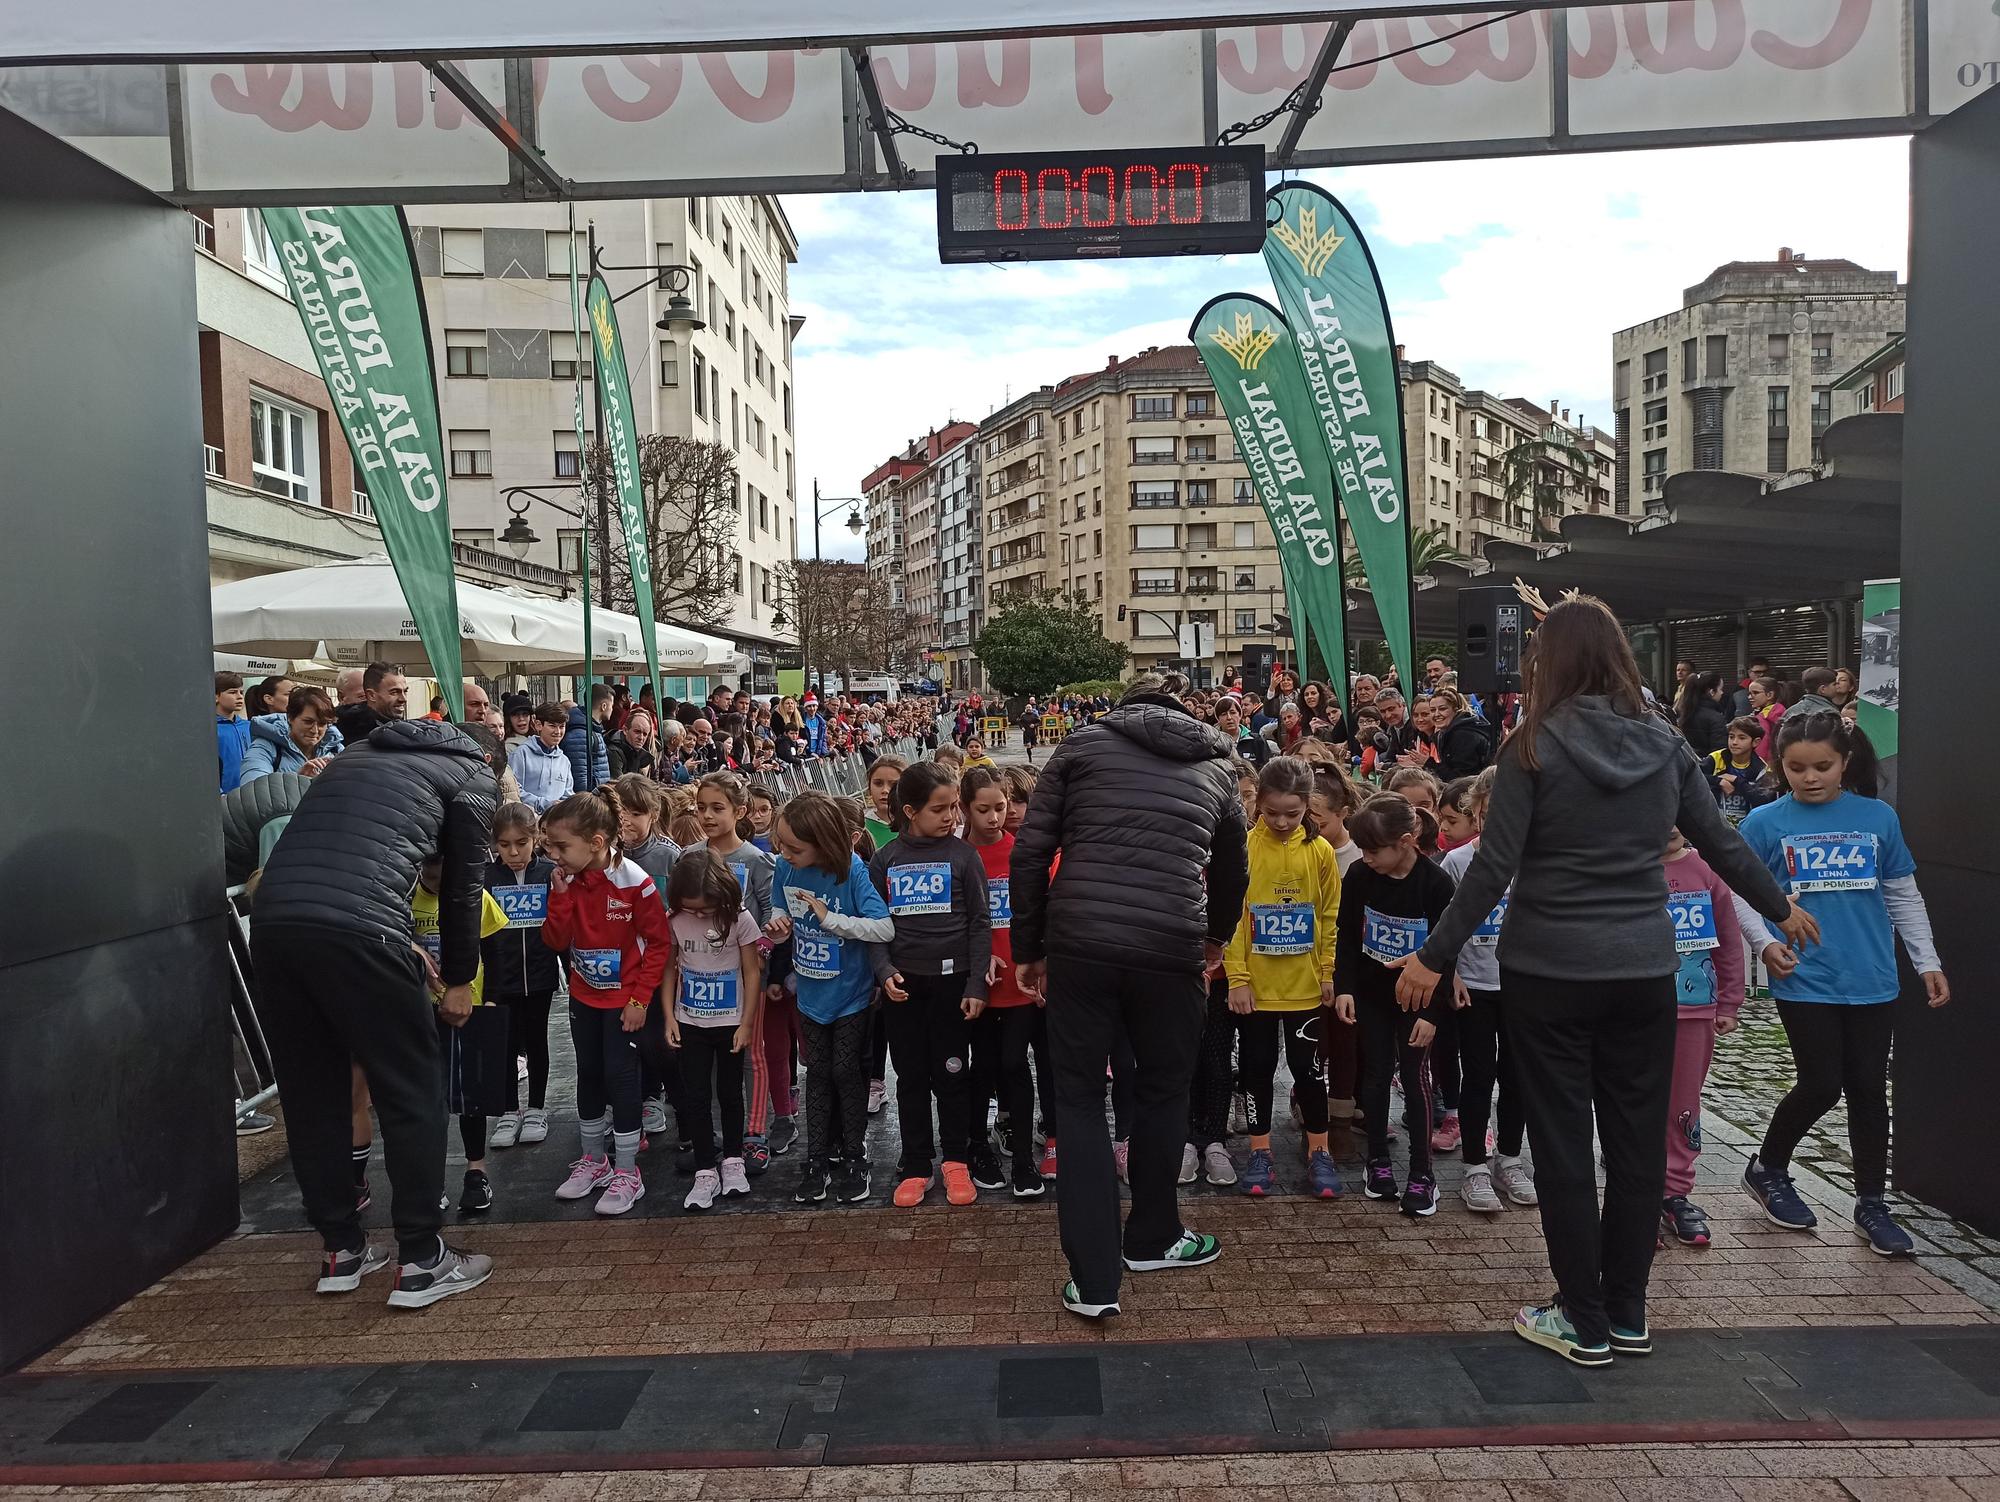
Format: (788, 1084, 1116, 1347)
(1240, 1010, 1328, 1135)
(1457, 987, 1524, 1162)
(1358, 994, 1434, 1177)
(802, 1008, 871, 1165)
(1193, 976, 1244, 1148)
(969, 1004, 1040, 1148)
(459, 1115, 486, 1161)
(569, 999, 642, 1135)
(501, 988, 556, 1112)
(885, 972, 971, 1174)
(1429, 1003, 1461, 1116)
(678, 1020, 746, 1171)
(639, 995, 693, 1136)
(1760, 999, 1894, 1198)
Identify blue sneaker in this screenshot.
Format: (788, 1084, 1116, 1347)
(1241, 1147, 1275, 1198)
(1307, 1150, 1343, 1200)
(1515, 1300, 1613, 1367)
(1854, 1197, 1915, 1257)
(1743, 1156, 1818, 1230)
(1363, 1157, 1398, 1201)
(1661, 1195, 1711, 1247)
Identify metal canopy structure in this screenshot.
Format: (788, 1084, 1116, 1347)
(2, 3, 1997, 206)
(1356, 412, 1902, 638)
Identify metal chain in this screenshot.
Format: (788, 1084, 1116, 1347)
(1216, 80, 1318, 146)
(878, 107, 978, 156)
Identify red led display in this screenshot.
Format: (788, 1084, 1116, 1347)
(938, 146, 1265, 264)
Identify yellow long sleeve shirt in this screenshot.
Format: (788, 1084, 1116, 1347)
(1223, 820, 1342, 1010)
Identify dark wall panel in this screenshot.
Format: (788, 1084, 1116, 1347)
(1895, 89, 2000, 1229)
(0, 113, 237, 1367)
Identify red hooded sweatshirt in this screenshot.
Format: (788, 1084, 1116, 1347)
(541, 856, 672, 1008)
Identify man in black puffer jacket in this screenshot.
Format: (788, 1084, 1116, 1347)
(1012, 673, 1249, 1319)
(251, 719, 498, 1308)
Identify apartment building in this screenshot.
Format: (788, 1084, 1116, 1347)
(861, 422, 977, 678)
(191, 208, 567, 599)
(932, 431, 985, 692)
(409, 195, 801, 687)
(1611, 248, 1904, 510)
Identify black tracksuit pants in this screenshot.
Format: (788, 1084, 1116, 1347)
(1502, 968, 1677, 1350)
(1046, 955, 1204, 1307)
(884, 972, 971, 1176)
(251, 923, 445, 1265)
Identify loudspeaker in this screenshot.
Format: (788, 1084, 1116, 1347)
(1457, 585, 1525, 694)
(1240, 643, 1277, 686)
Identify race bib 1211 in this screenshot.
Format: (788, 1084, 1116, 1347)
(679, 968, 739, 1016)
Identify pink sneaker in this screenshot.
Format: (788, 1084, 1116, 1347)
(1431, 1114, 1462, 1155)
(594, 1167, 645, 1216)
(555, 1154, 613, 1200)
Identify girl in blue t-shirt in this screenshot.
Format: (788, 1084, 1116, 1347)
(1738, 712, 1949, 1258)
(768, 791, 894, 1208)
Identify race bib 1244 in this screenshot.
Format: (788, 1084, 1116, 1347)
(889, 862, 953, 914)
(1783, 833, 1879, 891)
(1362, 908, 1427, 966)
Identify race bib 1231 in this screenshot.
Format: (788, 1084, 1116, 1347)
(1362, 908, 1427, 966)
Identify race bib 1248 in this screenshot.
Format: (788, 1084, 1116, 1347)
(889, 862, 953, 914)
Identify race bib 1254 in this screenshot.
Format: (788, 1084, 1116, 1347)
(1250, 902, 1314, 955)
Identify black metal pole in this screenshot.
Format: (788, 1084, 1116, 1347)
(588, 223, 611, 614)
(807, 479, 821, 700)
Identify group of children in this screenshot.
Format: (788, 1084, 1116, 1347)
(413, 700, 1945, 1261)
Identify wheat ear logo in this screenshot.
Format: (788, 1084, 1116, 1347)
(1211, 312, 1278, 371)
(1272, 205, 1345, 278)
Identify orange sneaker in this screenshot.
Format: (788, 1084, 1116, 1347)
(892, 1172, 934, 1208)
(941, 1161, 977, 1206)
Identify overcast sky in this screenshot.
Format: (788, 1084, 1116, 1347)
(782, 136, 1911, 564)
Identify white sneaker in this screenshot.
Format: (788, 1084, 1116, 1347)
(867, 1079, 887, 1115)
(641, 1096, 669, 1135)
(518, 1109, 549, 1144)
(1179, 1143, 1200, 1185)
(1203, 1143, 1238, 1186)
(489, 1113, 521, 1150)
(555, 1154, 612, 1200)
(386, 1244, 493, 1309)
(719, 1156, 751, 1197)
(595, 1168, 645, 1215)
(685, 1168, 721, 1211)
(1228, 1092, 1249, 1135)
(1461, 1166, 1503, 1214)
(1496, 1156, 1539, 1206)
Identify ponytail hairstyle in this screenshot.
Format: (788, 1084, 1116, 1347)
(612, 773, 661, 830)
(543, 787, 620, 855)
(775, 791, 854, 876)
(1772, 710, 1881, 799)
(959, 764, 1007, 804)
(492, 800, 539, 840)
(893, 760, 959, 832)
(1469, 763, 1499, 819)
(664, 847, 744, 935)
(697, 768, 756, 842)
(1348, 792, 1438, 855)
(1256, 754, 1317, 835)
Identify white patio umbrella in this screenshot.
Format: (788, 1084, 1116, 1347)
(211, 556, 581, 672)
(494, 589, 745, 675)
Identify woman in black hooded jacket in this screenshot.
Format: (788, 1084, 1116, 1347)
(1677, 672, 1729, 756)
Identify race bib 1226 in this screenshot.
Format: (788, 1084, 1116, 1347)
(1668, 890, 1719, 952)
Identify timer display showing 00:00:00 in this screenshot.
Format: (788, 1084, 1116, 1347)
(985, 161, 1224, 230)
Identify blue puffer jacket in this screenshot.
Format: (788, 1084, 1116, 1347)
(563, 705, 611, 790)
(238, 712, 346, 786)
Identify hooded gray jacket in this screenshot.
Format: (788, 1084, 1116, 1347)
(1418, 695, 1789, 981)
(1010, 693, 1249, 974)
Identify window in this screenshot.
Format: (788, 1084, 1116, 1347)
(1132, 568, 1178, 596)
(1810, 386, 1833, 434)
(1235, 610, 1257, 633)
(449, 430, 493, 478)
(723, 301, 736, 347)
(1233, 566, 1257, 589)
(1642, 348, 1668, 393)
(1768, 332, 1789, 363)
(721, 218, 734, 263)
(1131, 480, 1178, 509)
(1185, 392, 1213, 416)
(1132, 395, 1175, 420)
(1133, 524, 1177, 550)
(1186, 523, 1216, 550)
(1642, 399, 1667, 442)
(441, 227, 482, 277)
(244, 214, 286, 286)
(1131, 437, 1176, 465)
(659, 340, 679, 387)
(732, 553, 743, 595)
(1812, 330, 1833, 364)
(692, 351, 708, 417)
(1640, 447, 1666, 495)
(445, 329, 487, 378)
(1705, 334, 1728, 379)
(1885, 362, 1904, 401)
(550, 330, 592, 381)
(1186, 479, 1215, 504)
(1681, 338, 1697, 383)
(1439, 437, 1452, 465)
(1185, 437, 1216, 462)
(1234, 521, 1256, 548)
(453, 528, 495, 551)
(711, 365, 720, 422)
(554, 430, 581, 478)
(558, 529, 584, 572)
(1767, 385, 1790, 429)
(249, 391, 317, 504)
(545, 230, 578, 280)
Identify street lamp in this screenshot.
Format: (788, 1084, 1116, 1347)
(771, 479, 864, 699)
(499, 484, 587, 561)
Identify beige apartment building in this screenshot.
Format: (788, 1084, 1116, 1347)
(409, 195, 801, 688)
(1611, 249, 1904, 511)
(862, 421, 976, 678)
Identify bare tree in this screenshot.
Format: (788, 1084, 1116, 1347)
(594, 434, 740, 630)
(771, 559, 906, 687)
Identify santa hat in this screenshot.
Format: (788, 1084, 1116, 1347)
(803, 692, 818, 706)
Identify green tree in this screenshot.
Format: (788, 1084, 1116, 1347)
(1501, 433, 1597, 542)
(975, 591, 1127, 697)
(1341, 524, 1469, 586)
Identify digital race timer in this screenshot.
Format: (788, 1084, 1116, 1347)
(936, 146, 1266, 264)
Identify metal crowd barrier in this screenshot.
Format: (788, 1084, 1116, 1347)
(223, 884, 280, 1126)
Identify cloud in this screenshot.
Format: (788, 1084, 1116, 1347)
(786, 135, 1910, 539)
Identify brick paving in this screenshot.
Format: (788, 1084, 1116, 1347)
(13, 1441, 2000, 1499)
